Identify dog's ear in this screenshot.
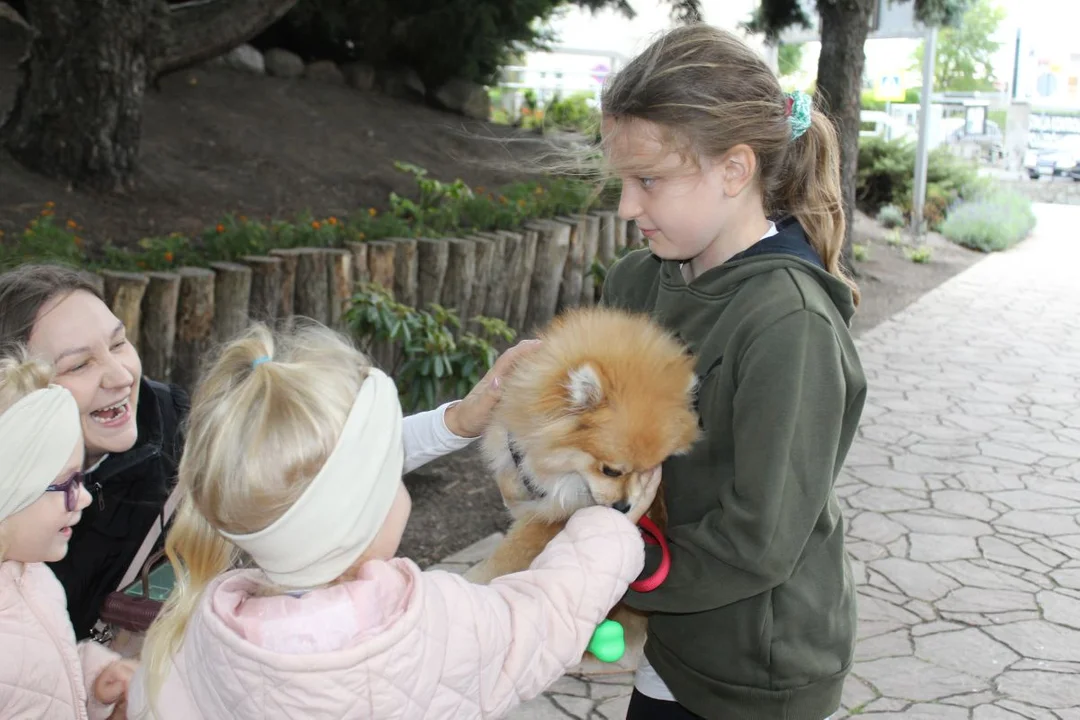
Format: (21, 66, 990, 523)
(567, 363, 604, 409)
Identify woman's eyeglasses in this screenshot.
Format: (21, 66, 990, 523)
(47, 471, 85, 512)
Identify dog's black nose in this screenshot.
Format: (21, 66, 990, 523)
(612, 500, 632, 514)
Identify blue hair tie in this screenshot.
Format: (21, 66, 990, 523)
(785, 91, 812, 141)
(252, 356, 271, 368)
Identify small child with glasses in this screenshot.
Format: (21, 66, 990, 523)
(0, 350, 138, 719)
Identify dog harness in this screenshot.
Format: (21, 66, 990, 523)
(507, 434, 547, 499)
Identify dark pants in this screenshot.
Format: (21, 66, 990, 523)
(625, 689, 704, 719)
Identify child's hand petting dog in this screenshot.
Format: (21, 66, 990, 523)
(444, 338, 542, 438)
(624, 466, 662, 524)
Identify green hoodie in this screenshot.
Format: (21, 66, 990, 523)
(602, 220, 866, 720)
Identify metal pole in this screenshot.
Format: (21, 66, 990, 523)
(1011, 28, 1022, 100)
(912, 26, 937, 237)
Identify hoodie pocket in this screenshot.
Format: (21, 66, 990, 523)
(759, 589, 774, 670)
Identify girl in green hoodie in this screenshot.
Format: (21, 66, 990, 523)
(597, 24, 867, 720)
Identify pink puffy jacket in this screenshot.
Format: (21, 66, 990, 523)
(127, 506, 644, 719)
(0, 561, 122, 719)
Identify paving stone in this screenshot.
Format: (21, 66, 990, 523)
(848, 487, 931, 512)
(914, 628, 1019, 679)
(891, 512, 994, 537)
(550, 695, 594, 717)
(1036, 590, 1080, 630)
(998, 510, 1080, 536)
(854, 704, 969, 719)
(859, 697, 910, 712)
(871, 558, 961, 602)
(909, 533, 981, 562)
(595, 694, 631, 720)
(937, 587, 1037, 614)
(977, 536, 1052, 573)
(856, 629, 911, 661)
(987, 621, 1080, 663)
(972, 705, 1032, 720)
(840, 673, 876, 710)
(547, 676, 589, 697)
(996, 670, 1080, 709)
(941, 690, 997, 707)
(989, 490, 1080, 511)
(855, 656, 981, 702)
(849, 512, 907, 545)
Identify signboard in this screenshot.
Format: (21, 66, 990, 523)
(874, 75, 906, 102)
(780, 0, 926, 44)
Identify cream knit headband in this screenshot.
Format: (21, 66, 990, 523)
(220, 367, 404, 587)
(0, 386, 82, 523)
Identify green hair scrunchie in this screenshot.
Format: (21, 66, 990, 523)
(786, 90, 812, 141)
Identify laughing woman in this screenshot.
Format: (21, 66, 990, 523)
(0, 263, 535, 644)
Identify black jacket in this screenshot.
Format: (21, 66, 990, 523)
(48, 377, 189, 639)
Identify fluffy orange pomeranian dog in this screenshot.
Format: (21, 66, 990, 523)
(465, 306, 700, 673)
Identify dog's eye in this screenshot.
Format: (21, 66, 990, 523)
(601, 465, 623, 478)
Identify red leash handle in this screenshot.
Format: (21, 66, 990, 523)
(629, 515, 670, 592)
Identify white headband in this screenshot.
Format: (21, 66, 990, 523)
(220, 367, 404, 587)
(0, 386, 82, 523)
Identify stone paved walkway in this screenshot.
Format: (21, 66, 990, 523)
(435, 204, 1080, 719)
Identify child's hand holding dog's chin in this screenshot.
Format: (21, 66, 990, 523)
(625, 466, 663, 524)
(94, 658, 138, 706)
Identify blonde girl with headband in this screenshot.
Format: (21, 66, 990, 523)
(0, 352, 139, 719)
(128, 322, 659, 720)
(597, 25, 866, 720)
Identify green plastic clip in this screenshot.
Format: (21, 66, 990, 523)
(587, 619, 625, 663)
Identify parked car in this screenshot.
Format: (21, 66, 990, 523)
(1024, 138, 1080, 180)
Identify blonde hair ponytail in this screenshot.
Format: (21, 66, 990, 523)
(138, 321, 375, 712)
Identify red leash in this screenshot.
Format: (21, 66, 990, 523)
(629, 515, 670, 592)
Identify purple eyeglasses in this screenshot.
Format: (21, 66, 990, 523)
(47, 471, 85, 512)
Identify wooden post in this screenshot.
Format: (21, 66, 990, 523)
(416, 238, 449, 310)
(595, 211, 616, 266)
(366, 241, 396, 294)
(139, 272, 180, 382)
(209, 262, 252, 344)
(614, 217, 629, 254)
(293, 248, 330, 325)
(580, 214, 601, 305)
(391, 238, 419, 308)
(626, 219, 644, 251)
(268, 248, 300, 320)
(242, 255, 284, 326)
(101, 270, 149, 352)
(442, 238, 477, 330)
(475, 232, 509, 323)
(173, 267, 215, 391)
(345, 241, 370, 285)
(507, 227, 538, 333)
(326, 249, 353, 331)
(85, 272, 105, 297)
(467, 235, 496, 326)
(524, 220, 571, 335)
(555, 216, 585, 312)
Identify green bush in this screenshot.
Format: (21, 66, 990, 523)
(940, 190, 1036, 252)
(857, 137, 981, 227)
(345, 282, 514, 410)
(876, 204, 906, 229)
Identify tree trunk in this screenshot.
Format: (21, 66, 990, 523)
(1, 0, 158, 191)
(815, 0, 873, 268)
(1, 0, 298, 190)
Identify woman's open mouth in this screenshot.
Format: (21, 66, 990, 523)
(90, 398, 132, 428)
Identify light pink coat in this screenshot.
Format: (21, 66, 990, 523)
(0, 561, 122, 719)
(127, 506, 644, 720)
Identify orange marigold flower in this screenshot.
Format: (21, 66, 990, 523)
(73, 236, 83, 248)
(498, 196, 508, 204)
(45, 201, 55, 208)
(66, 219, 78, 230)
(0, 229, 5, 239)
(368, 208, 378, 217)
(164, 251, 174, 263)
(476, 186, 485, 194)
(312, 221, 322, 230)
(329, 217, 338, 226)
(517, 199, 526, 207)
(239, 215, 248, 222)
(42, 209, 54, 217)
(216, 224, 225, 233)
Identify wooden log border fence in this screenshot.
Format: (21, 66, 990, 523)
(86, 214, 642, 390)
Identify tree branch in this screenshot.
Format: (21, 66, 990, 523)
(151, 0, 300, 78)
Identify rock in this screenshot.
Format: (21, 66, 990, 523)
(378, 66, 426, 100)
(264, 48, 304, 79)
(222, 44, 265, 75)
(341, 62, 376, 91)
(304, 60, 345, 85)
(434, 78, 492, 120)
